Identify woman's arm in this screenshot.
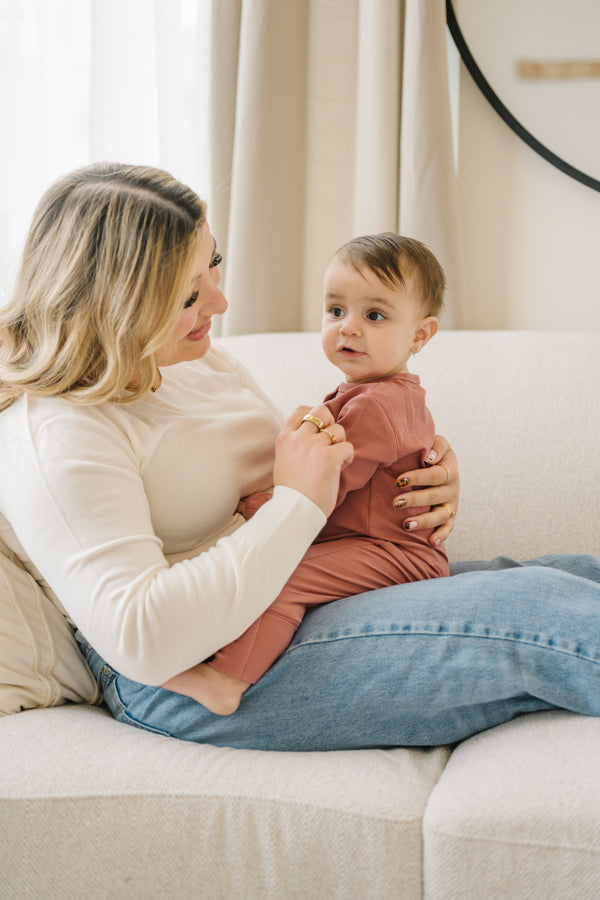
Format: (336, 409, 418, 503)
(0, 397, 350, 686)
(393, 435, 460, 546)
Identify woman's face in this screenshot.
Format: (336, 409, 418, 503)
(154, 222, 227, 368)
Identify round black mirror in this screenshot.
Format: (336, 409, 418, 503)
(446, 0, 600, 192)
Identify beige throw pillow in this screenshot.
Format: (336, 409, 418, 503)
(0, 540, 100, 716)
(0, 517, 246, 718)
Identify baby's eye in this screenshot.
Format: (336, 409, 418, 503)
(366, 310, 385, 322)
(184, 290, 199, 309)
(209, 251, 223, 269)
(329, 305, 345, 318)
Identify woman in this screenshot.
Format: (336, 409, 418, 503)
(1, 163, 599, 751)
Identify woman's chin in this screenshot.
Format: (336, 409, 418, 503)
(156, 335, 212, 368)
(185, 333, 212, 359)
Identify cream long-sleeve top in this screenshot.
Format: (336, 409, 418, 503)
(0, 343, 326, 684)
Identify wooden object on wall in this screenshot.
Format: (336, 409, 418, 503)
(518, 60, 600, 79)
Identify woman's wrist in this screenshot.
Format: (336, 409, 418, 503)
(270, 485, 327, 528)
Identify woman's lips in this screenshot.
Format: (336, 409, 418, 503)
(188, 319, 212, 341)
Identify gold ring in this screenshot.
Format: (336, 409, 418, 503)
(322, 430, 336, 445)
(439, 464, 451, 484)
(441, 503, 456, 519)
(301, 413, 325, 432)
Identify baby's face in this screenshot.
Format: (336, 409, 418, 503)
(321, 258, 428, 383)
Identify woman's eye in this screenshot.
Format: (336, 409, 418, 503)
(184, 290, 199, 309)
(366, 310, 385, 322)
(209, 251, 223, 269)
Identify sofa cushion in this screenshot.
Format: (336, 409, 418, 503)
(422, 711, 600, 898)
(0, 703, 451, 899)
(0, 539, 99, 716)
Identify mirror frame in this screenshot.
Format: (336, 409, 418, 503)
(446, 0, 600, 192)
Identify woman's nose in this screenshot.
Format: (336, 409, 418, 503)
(211, 288, 228, 315)
(197, 288, 227, 321)
(209, 268, 228, 314)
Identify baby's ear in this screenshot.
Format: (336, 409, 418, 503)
(411, 317, 438, 354)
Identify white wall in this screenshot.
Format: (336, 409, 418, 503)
(452, 2, 600, 331)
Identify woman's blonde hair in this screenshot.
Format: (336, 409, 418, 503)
(0, 162, 206, 410)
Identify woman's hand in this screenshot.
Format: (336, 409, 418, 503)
(273, 405, 353, 517)
(393, 435, 460, 547)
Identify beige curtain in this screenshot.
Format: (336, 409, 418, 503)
(211, 0, 462, 335)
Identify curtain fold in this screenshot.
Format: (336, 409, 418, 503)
(211, 0, 462, 333)
(399, 0, 464, 326)
(211, 0, 309, 335)
(353, 0, 403, 235)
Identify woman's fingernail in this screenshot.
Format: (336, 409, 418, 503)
(424, 454, 436, 465)
(397, 476, 410, 487)
(394, 498, 406, 509)
(403, 520, 417, 531)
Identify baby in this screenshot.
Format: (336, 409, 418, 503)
(164, 233, 450, 714)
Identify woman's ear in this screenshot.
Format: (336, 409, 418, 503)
(411, 317, 439, 354)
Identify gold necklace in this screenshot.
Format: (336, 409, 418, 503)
(150, 369, 162, 393)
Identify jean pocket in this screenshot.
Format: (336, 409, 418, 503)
(103, 675, 173, 737)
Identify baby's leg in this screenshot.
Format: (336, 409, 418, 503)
(165, 537, 423, 716)
(163, 489, 274, 715)
(209, 537, 421, 684)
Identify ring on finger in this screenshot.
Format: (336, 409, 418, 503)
(439, 464, 451, 484)
(441, 503, 456, 519)
(322, 429, 336, 445)
(301, 413, 325, 432)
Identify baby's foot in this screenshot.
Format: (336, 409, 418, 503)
(163, 663, 249, 716)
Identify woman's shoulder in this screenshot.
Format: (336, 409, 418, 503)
(0, 393, 107, 429)
(0, 393, 145, 468)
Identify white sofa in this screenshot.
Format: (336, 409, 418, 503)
(2, 330, 600, 899)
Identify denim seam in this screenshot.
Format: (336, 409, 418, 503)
(115, 706, 174, 737)
(287, 629, 600, 665)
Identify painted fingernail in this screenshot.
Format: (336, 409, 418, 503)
(394, 498, 406, 509)
(403, 520, 417, 531)
(397, 476, 410, 487)
(424, 453, 436, 465)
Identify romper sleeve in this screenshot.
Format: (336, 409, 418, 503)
(331, 393, 404, 507)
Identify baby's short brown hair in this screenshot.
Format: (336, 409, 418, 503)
(333, 233, 446, 317)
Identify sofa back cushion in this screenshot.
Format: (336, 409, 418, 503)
(220, 331, 600, 563)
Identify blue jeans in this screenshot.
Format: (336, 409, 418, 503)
(77, 554, 600, 750)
